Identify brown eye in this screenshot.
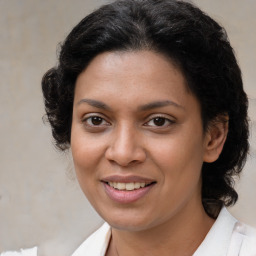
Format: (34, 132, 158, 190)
(91, 116, 103, 125)
(83, 115, 109, 127)
(153, 117, 166, 126)
(145, 116, 174, 128)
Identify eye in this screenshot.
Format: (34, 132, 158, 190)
(145, 116, 174, 127)
(83, 115, 110, 127)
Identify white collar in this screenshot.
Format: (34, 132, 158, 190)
(72, 207, 256, 256)
(72, 222, 111, 256)
(193, 207, 237, 256)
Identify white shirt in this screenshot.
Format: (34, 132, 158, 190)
(72, 207, 256, 256)
(2, 208, 255, 256)
(0, 248, 37, 256)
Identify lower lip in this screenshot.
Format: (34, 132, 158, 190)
(103, 183, 155, 204)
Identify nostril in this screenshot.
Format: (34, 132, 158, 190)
(107, 158, 141, 167)
(105, 139, 146, 166)
(131, 159, 139, 164)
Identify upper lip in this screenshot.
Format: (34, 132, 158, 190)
(101, 175, 156, 184)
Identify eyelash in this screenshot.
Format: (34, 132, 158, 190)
(82, 114, 175, 129)
(144, 116, 175, 128)
(82, 115, 110, 127)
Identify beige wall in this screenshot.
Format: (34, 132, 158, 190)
(0, 0, 255, 255)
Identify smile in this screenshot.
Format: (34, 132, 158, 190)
(102, 178, 156, 203)
(107, 181, 151, 191)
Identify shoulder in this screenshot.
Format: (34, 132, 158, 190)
(194, 207, 256, 256)
(0, 247, 37, 256)
(230, 221, 256, 256)
(71, 222, 111, 256)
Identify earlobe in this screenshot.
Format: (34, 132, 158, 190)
(203, 116, 229, 163)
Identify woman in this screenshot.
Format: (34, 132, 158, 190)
(40, 0, 255, 255)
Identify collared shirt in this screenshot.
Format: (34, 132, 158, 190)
(72, 207, 256, 256)
(0, 247, 37, 256)
(1, 208, 255, 256)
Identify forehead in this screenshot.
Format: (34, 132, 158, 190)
(74, 50, 199, 113)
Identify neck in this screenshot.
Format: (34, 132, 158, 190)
(106, 202, 214, 256)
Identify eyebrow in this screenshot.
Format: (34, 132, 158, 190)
(138, 100, 184, 111)
(77, 98, 184, 111)
(77, 99, 110, 110)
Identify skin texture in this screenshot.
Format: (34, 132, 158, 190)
(71, 51, 228, 256)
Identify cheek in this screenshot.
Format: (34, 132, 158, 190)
(72, 141, 98, 168)
(71, 125, 103, 163)
(151, 135, 204, 169)
(149, 131, 204, 189)
(70, 129, 106, 184)
(71, 134, 104, 201)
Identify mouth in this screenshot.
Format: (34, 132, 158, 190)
(105, 181, 155, 191)
(101, 176, 156, 203)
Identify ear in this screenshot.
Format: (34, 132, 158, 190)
(203, 115, 229, 163)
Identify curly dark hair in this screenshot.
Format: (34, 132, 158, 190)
(42, 0, 249, 217)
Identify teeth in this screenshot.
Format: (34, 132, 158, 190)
(117, 183, 126, 190)
(126, 183, 134, 190)
(108, 182, 149, 190)
(134, 182, 141, 189)
(140, 182, 146, 188)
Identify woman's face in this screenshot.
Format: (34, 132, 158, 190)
(71, 50, 211, 231)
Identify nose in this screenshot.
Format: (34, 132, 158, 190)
(105, 124, 146, 167)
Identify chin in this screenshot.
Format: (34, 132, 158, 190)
(109, 220, 152, 232)
(101, 210, 160, 232)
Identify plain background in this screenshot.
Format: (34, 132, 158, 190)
(0, 0, 255, 255)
